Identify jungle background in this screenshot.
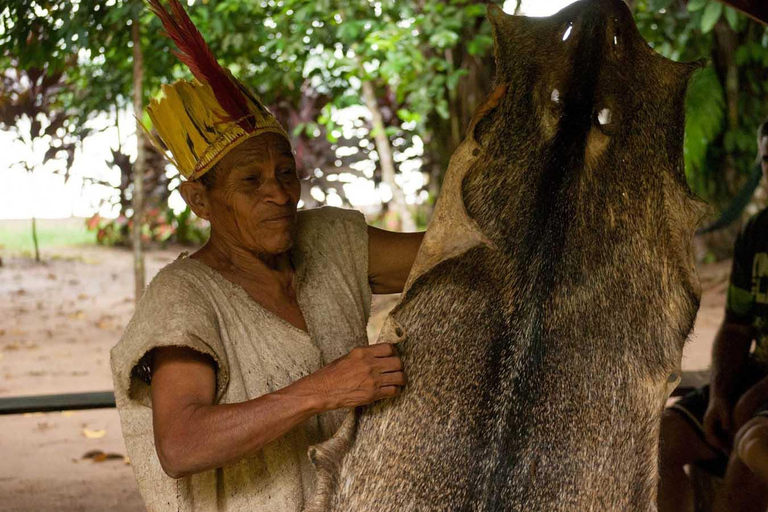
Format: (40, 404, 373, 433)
(0, 0, 766, 510)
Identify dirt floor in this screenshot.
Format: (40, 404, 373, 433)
(0, 245, 730, 511)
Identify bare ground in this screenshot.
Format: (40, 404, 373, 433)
(0, 245, 729, 511)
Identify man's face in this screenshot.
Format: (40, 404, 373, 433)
(205, 132, 301, 257)
(761, 136, 768, 180)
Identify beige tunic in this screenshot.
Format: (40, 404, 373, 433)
(110, 207, 372, 512)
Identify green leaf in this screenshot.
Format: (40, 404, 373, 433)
(700, 1, 722, 34)
(649, 0, 672, 11)
(687, 0, 708, 12)
(724, 6, 740, 32)
(684, 67, 725, 179)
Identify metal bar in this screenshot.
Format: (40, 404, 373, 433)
(0, 391, 116, 415)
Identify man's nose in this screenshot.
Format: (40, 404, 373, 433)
(262, 173, 292, 205)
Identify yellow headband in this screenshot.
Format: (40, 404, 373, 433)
(146, 77, 291, 181)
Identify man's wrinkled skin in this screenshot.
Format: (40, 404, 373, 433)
(306, 0, 707, 510)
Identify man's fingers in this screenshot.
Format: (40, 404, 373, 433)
(704, 416, 728, 452)
(381, 371, 406, 387)
(378, 356, 403, 373)
(370, 343, 396, 357)
(379, 385, 401, 398)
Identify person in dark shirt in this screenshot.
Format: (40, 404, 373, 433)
(658, 119, 768, 512)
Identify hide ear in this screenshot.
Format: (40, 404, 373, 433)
(469, 82, 507, 146)
(487, 4, 526, 68)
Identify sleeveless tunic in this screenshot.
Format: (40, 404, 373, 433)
(110, 206, 371, 512)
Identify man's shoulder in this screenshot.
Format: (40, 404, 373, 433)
(742, 207, 768, 242)
(297, 206, 366, 226)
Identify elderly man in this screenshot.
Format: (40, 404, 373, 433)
(111, 2, 421, 511)
(657, 118, 768, 511)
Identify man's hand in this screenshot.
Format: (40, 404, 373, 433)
(703, 395, 732, 453)
(307, 343, 405, 410)
(734, 377, 768, 432)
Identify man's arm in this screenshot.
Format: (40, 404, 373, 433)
(704, 319, 754, 450)
(367, 226, 424, 294)
(711, 320, 754, 399)
(151, 343, 404, 478)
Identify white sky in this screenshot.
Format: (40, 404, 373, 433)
(0, 0, 579, 220)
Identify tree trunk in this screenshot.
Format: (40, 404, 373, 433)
(361, 79, 416, 232)
(713, 20, 740, 197)
(132, 15, 146, 303)
(31, 216, 40, 263)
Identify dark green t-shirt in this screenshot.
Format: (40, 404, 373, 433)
(726, 207, 768, 365)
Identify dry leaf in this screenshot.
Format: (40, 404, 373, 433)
(61, 411, 76, 417)
(95, 320, 113, 330)
(0, 353, 3, 360)
(3, 343, 20, 351)
(82, 428, 106, 439)
(66, 311, 86, 320)
(82, 450, 124, 463)
(23, 412, 45, 418)
(46, 273, 57, 280)
(77, 293, 90, 300)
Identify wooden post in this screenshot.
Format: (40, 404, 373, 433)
(131, 14, 146, 303)
(31, 216, 40, 262)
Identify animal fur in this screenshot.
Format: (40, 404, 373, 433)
(308, 1, 707, 510)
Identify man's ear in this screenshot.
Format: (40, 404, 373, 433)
(179, 181, 211, 220)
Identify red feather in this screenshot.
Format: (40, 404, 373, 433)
(147, 0, 256, 132)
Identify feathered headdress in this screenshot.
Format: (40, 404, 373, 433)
(145, 0, 291, 180)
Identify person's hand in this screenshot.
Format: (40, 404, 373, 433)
(703, 395, 732, 453)
(308, 343, 405, 411)
(734, 384, 768, 433)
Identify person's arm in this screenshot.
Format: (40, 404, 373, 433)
(703, 320, 753, 451)
(367, 226, 424, 294)
(734, 374, 768, 432)
(703, 221, 758, 450)
(151, 343, 404, 479)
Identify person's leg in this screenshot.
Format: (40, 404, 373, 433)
(736, 417, 768, 484)
(658, 408, 721, 512)
(713, 441, 768, 512)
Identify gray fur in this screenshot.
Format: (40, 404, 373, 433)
(307, 1, 707, 510)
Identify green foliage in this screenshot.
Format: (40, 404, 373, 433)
(635, 0, 768, 212)
(684, 67, 725, 194)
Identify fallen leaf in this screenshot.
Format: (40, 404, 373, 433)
(3, 343, 20, 351)
(96, 320, 113, 330)
(23, 412, 45, 418)
(61, 411, 76, 417)
(83, 428, 106, 439)
(77, 293, 90, 300)
(81, 450, 124, 462)
(0, 354, 3, 360)
(46, 273, 57, 280)
(66, 311, 86, 320)
(124, 456, 131, 465)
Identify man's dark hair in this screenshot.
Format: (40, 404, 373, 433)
(196, 166, 219, 189)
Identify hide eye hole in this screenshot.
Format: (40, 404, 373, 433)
(594, 107, 619, 136)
